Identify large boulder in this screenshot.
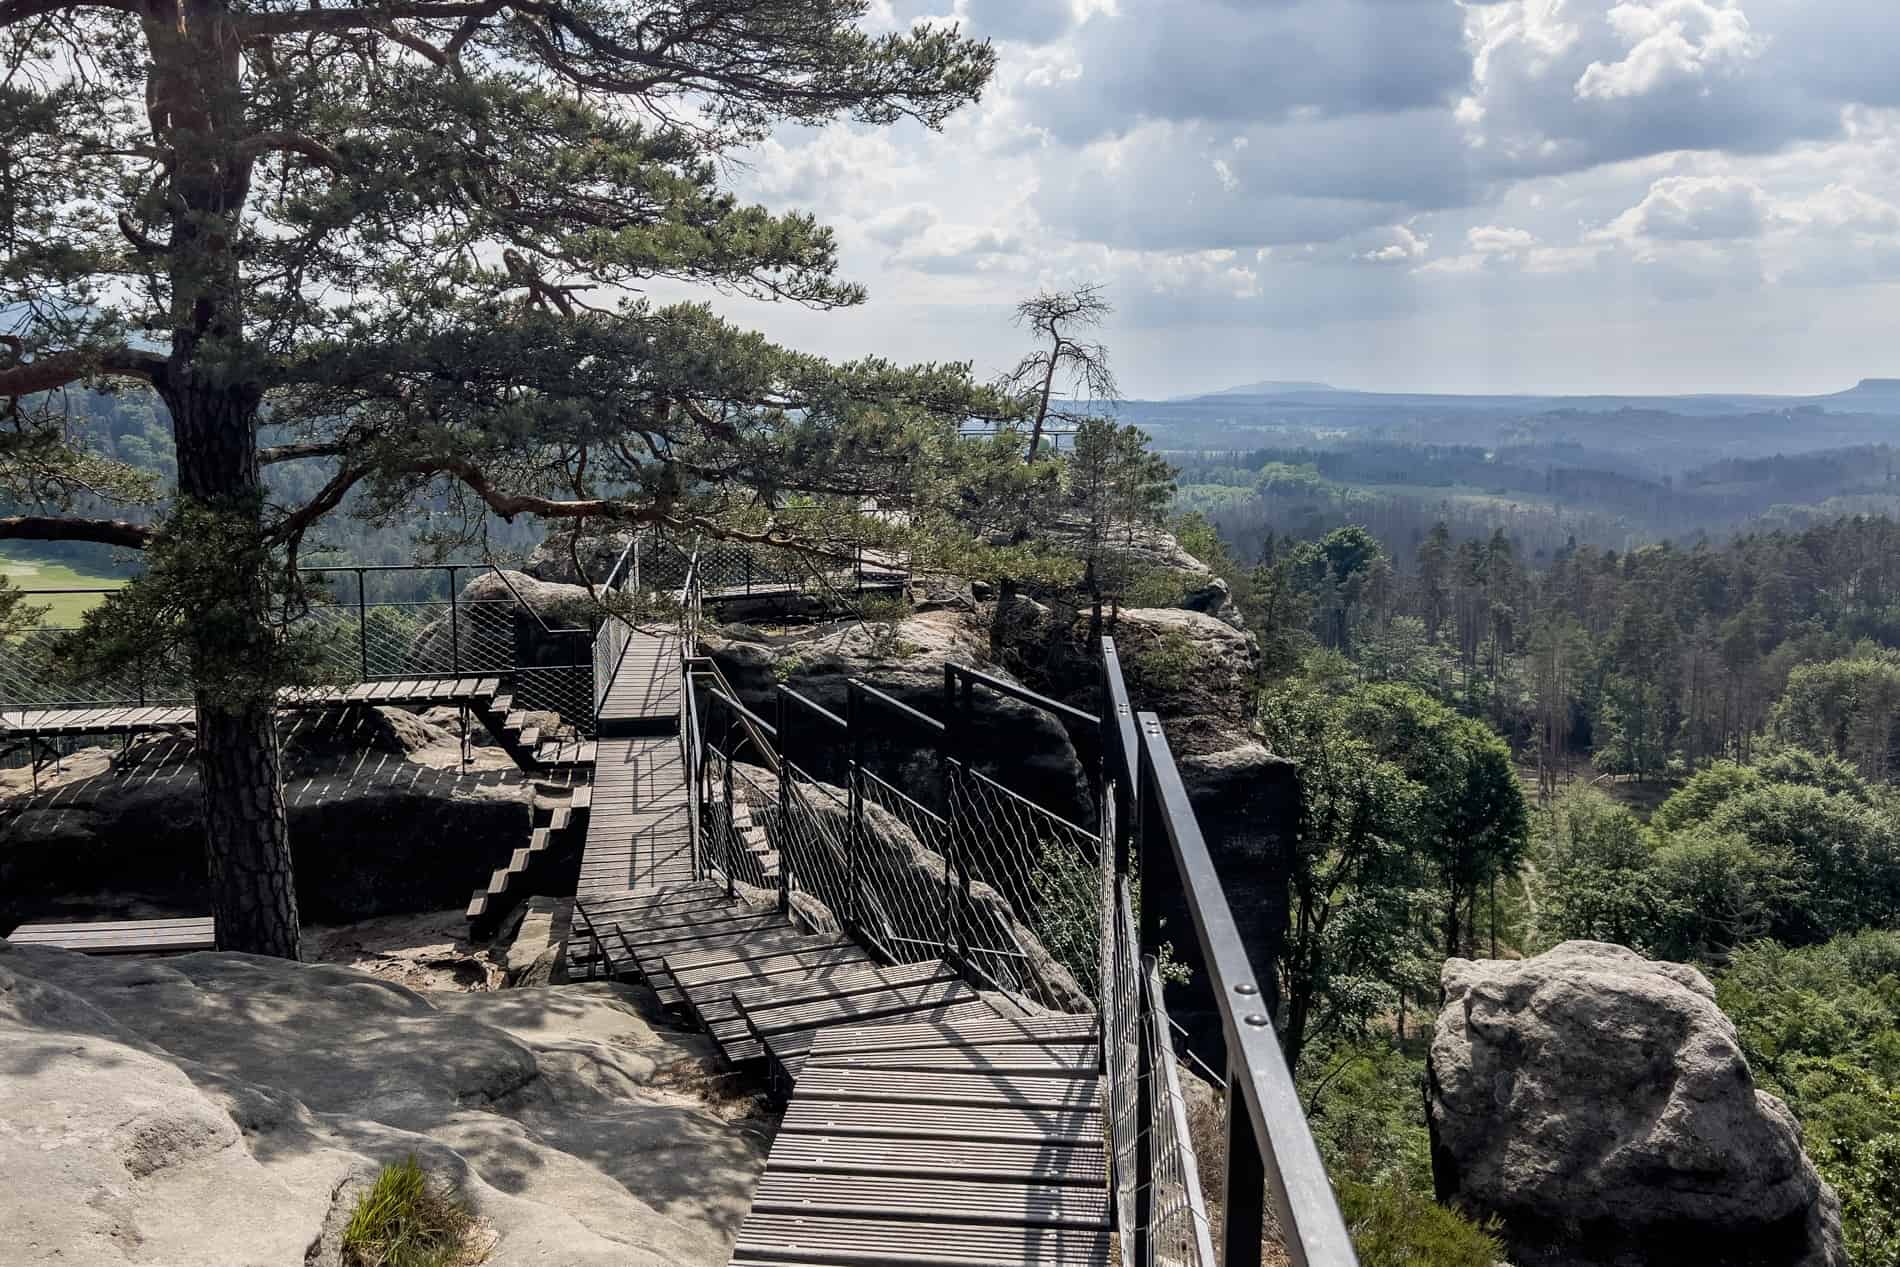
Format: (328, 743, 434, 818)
(0, 940, 763, 1265)
(1427, 941, 1847, 1267)
(409, 569, 598, 671)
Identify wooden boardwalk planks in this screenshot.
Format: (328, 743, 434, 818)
(734, 1011, 1111, 1266)
(8, 916, 216, 955)
(0, 676, 500, 740)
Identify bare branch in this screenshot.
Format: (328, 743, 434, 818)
(0, 347, 165, 398)
(238, 2, 501, 36)
(259, 441, 351, 465)
(0, 515, 154, 548)
(236, 131, 347, 171)
(0, 0, 138, 24)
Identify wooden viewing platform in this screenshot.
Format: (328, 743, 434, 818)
(0, 676, 501, 739)
(6, 916, 217, 956)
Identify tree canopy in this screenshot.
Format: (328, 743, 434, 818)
(1, 0, 1001, 954)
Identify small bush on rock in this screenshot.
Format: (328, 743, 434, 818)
(1337, 1177, 1502, 1267)
(343, 1156, 478, 1267)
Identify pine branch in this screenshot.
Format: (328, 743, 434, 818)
(0, 347, 166, 397)
(0, 514, 155, 548)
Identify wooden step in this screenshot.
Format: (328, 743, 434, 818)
(509, 847, 531, 870)
(487, 867, 510, 896)
(778, 1098, 1104, 1148)
(748, 1172, 1110, 1230)
(517, 726, 540, 750)
(489, 694, 512, 714)
(791, 1068, 1102, 1113)
(760, 1135, 1108, 1187)
(732, 1213, 1109, 1267)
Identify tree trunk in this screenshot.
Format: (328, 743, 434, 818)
(197, 699, 299, 956)
(150, 1, 301, 957)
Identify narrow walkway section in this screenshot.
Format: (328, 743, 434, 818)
(0, 676, 501, 739)
(731, 1013, 1110, 1266)
(6, 916, 217, 955)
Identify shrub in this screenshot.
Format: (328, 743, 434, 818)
(342, 1156, 477, 1267)
(1337, 1176, 1503, 1267)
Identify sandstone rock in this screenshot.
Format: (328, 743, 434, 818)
(503, 897, 568, 987)
(702, 610, 1093, 826)
(0, 940, 763, 1266)
(1427, 940, 1847, 1267)
(525, 528, 638, 586)
(725, 764, 1093, 1013)
(1, 737, 532, 927)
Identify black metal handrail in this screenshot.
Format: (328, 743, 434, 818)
(1102, 636, 1356, 1267)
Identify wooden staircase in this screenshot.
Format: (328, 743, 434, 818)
(466, 785, 592, 938)
(469, 685, 596, 774)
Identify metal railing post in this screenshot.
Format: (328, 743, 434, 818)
(940, 665, 960, 961)
(449, 566, 461, 674)
(355, 568, 369, 680)
(776, 689, 792, 915)
(1226, 1072, 1269, 1266)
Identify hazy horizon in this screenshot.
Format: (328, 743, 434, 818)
(644, 0, 1900, 402)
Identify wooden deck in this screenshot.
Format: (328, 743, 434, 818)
(0, 677, 502, 739)
(733, 1013, 1110, 1266)
(6, 916, 217, 955)
(597, 629, 681, 735)
(565, 874, 1110, 1267)
(565, 628, 1111, 1266)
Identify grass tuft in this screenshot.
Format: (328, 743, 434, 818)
(341, 1156, 479, 1267)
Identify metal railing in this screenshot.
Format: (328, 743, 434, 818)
(682, 632, 1355, 1265)
(3, 564, 601, 741)
(1101, 637, 1357, 1267)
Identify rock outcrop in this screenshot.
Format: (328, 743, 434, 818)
(0, 939, 765, 1266)
(0, 711, 533, 928)
(703, 609, 1094, 826)
(1427, 941, 1847, 1267)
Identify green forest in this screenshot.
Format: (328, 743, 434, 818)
(1171, 501, 1900, 1264)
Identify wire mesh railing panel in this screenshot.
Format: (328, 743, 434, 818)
(724, 756, 779, 890)
(854, 766, 958, 967)
(510, 665, 596, 740)
(1109, 880, 1142, 1261)
(780, 760, 850, 936)
(951, 765, 1103, 1004)
(1107, 876, 1218, 1267)
(0, 627, 192, 708)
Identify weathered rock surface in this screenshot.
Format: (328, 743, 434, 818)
(721, 763, 1092, 1013)
(0, 939, 766, 1266)
(0, 716, 532, 928)
(1427, 940, 1847, 1267)
(703, 609, 1094, 826)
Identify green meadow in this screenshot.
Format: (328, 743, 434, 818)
(0, 550, 129, 627)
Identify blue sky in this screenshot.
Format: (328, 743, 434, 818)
(665, 1, 1900, 399)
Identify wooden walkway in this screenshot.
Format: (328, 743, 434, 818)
(0, 677, 501, 738)
(567, 878, 1111, 1266)
(566, 626, 1111, 1266)
(7, 916, 217, 955)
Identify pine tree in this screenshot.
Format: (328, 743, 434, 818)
(1, 0, 996, 955)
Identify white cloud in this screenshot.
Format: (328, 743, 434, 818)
(1604, 173, 1768, 240)
(1575, 0, 1762, 100)
(1469, 225, 1539, 252)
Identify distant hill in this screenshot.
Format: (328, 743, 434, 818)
(1189, 380, 1338, 399)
